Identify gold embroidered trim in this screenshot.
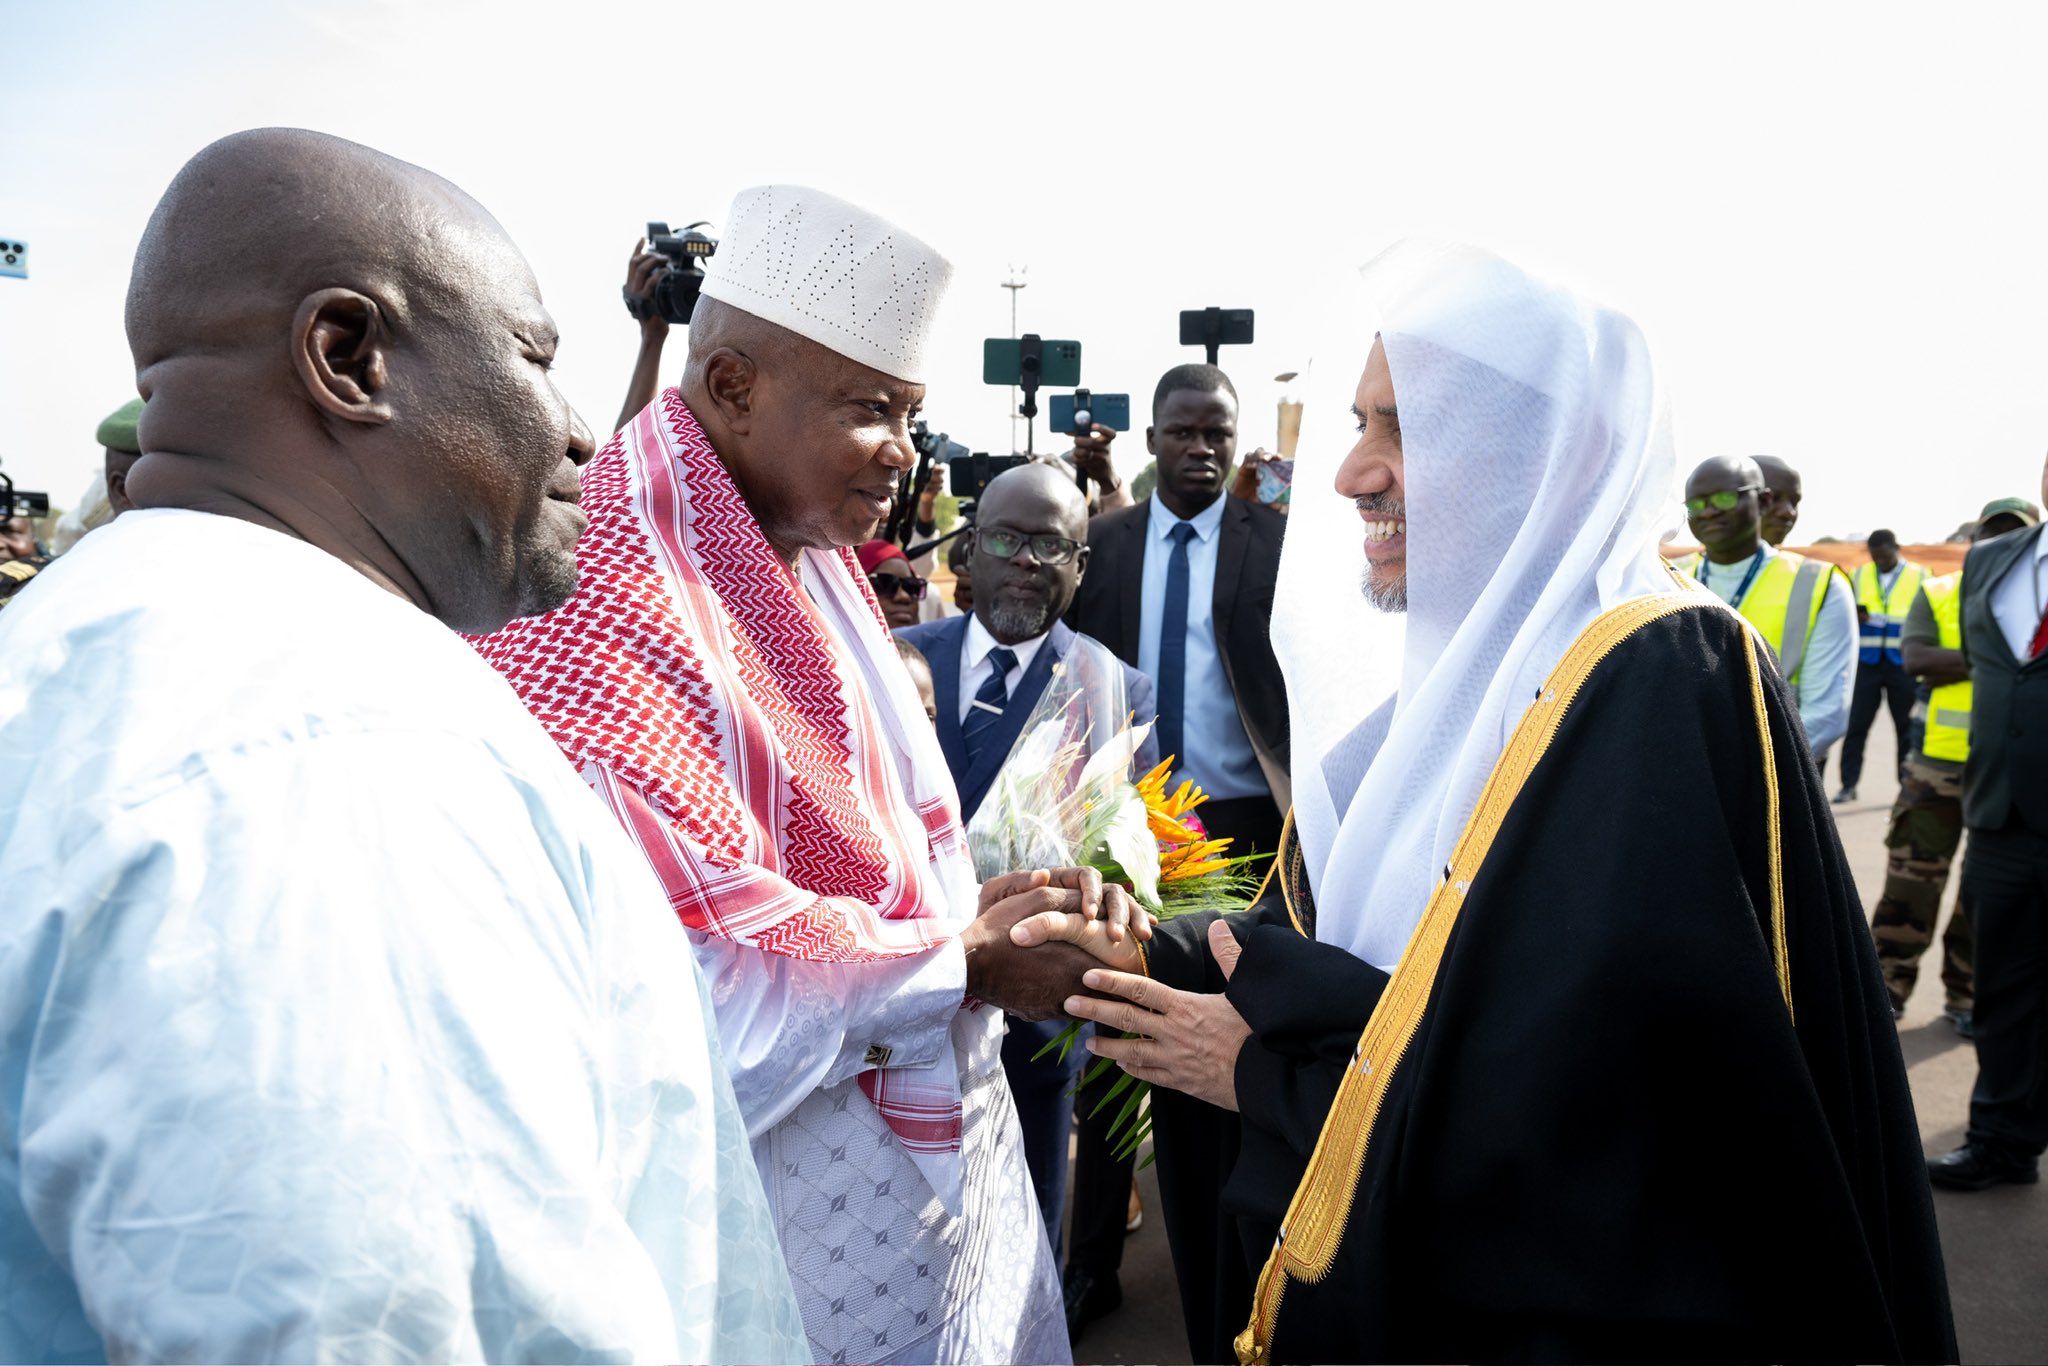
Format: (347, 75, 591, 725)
(1260, 809, 1311, 938)
(1741, 625, 1794, 1020)
(1236, 593, 1713, 1366)
(1245, 808, 1311, 938)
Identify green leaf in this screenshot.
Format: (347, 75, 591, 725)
(1068, 1054, 1119, 1099)
(1087, 1071, 1138, 1120)
(1106, 1086, 1145, 1141)
(1031, 1020, 1086, 1065)
(1111, 1110, 1155, 1162)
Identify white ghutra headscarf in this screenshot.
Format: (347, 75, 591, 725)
(1271, 241, 1683, 971)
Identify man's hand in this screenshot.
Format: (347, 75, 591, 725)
(1072, 425, 1120, 490)
(915, 462, 946, 531)
(1062, 920, 1250, 1110)
(624, 239, 670, 341)
(616, 240, 674, 431)
(1008, 903, 1148, 974)
(963, 869, 1143, 1020)
(962, 871, 1095, 1021)
(1231, 448, 1271, 502)
(978, 865, 1147, 943)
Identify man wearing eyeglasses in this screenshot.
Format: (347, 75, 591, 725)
(898, 462, 1159, 1281)
(1675, 455, 1857, 757)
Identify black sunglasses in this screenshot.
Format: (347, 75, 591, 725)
(868, 571, 928, 600)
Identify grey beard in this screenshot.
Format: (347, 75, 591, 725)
(1361, 566, 1408, 613)
(985, 599, 1054, 641)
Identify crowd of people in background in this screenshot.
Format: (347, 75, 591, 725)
(3, 127, 2046, 1364)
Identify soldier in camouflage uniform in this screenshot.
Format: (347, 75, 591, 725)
(1869, 498, 2040, 1031)
(1869, 714, 1973, 1027)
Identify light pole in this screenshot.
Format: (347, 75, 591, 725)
(1002, 267, 1027, 452)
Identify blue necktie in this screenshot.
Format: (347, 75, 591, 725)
(962, 645, 1019, 769)
(1157, 522, 1196, 767)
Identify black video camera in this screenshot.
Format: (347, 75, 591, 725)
(0, 466, 49, 522)
(885, 422, 963, 546)
(626, 221, 718, 326)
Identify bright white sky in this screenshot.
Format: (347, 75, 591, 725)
(5, 0, 2047, 542)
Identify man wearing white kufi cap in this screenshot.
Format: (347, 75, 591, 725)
(1028, 242, 1954, 1362)
(479, 186, 1124, 1364)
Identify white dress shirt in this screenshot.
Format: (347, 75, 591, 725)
(1988, 528, 2048, 661)
(958, 614, 1049, 724)
(1138, 492, 1266, 800)
(1698, 546, 1857, 752)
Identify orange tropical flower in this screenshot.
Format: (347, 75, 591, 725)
(1161, 837, 1234, 882)
(1140, 755, 1234, 875)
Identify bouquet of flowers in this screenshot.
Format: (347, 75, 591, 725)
(963, 638, 1270, 1160)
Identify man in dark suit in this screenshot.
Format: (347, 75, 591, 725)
(1064, 362, 1290, 1360)
(1928, 455, 2048, 1192)
(1068, 363, 1291, 850)
(897, 462, 1157, 1258)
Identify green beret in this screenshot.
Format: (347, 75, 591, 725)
(1979, 496, 2040, 528)
(95, 398, 144, 454)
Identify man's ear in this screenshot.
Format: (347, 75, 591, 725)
(291, 289, 394, 424)
(1144, 424, 1158, 456)
(1072, 544, 1090, 581)
(700, 347, 760, 435)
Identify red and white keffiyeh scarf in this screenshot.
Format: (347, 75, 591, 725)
(475, 389, 982, 1185)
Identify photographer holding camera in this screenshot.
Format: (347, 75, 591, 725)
(614, 221, 718, 432)
(0, 516, 37, 564)
(616, 237, 677, 432)
(1, 464, 50, 609)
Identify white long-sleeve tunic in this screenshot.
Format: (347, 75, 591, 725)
(0, 509, 806, 1364)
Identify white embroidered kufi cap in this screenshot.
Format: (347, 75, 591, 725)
(699, 184, 954, 383)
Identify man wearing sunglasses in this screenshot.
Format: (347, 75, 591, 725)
(1674, 455, 1857, 758)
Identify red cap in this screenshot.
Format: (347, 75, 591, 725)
(857, 539, 905, 574)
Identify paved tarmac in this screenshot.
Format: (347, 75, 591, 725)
(1065, 719, 2048, 1364)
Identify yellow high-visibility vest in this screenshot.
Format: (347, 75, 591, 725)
(1675, 550, 1831, 683)
(1853, 560, 1927, 665)
(1920, 571, 1971, 763)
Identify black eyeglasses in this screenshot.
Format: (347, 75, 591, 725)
(975, 525, 1082, 565)
(868, 571, 928, 600)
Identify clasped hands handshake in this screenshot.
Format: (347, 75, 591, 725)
(960, 867, 1250, 1112)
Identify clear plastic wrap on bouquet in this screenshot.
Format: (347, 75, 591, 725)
(963, 633, 1161, 906)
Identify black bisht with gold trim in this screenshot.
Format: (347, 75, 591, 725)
(1146, 597, 1955, 1363)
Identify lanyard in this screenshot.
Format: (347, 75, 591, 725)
(1698, 548, 1767, 606)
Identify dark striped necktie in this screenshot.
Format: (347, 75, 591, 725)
(963, 645, 1019, 768)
